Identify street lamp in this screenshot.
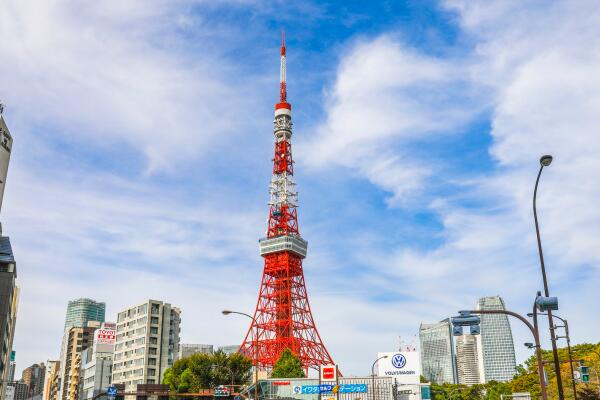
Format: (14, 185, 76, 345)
(222, 310, 259, 400)
(371, 355, 388, 400)
(528, 311, 577, 400)
(452, 301, 548, 400)
(533, 154, 565, 400)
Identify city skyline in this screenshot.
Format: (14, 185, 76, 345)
(1, 0, 600, 377)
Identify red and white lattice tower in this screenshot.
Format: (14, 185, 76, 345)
(238, 33, 335, 371)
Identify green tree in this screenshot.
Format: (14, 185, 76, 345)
(271, 348, 306, 378)
(578, 387, 600, 400)
(163, 350, 252, 393)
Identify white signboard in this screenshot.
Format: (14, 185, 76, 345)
(377, 351, 421, 385)
(94, 322, 116, 353)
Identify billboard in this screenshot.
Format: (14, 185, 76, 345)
(377, 351, 421, 385)
(94, 322, 116, 353)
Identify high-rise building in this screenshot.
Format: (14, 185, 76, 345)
(111, 300, 180, 390)
(476, 296, 517, 382)
(64, 299, 105, 331)
(178, 344, 213, 359)
(456, 335, 480, 386)
(0, 230, 18, 400)
(61, 326, 98, 400)
(58, 299, 105, 400)
(21, 363, 46, 398)
(0, 107, 18, 400)
(41, 361, 59, 400)
(419, 319, 457, 384)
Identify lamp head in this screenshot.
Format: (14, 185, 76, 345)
(527, 313, 534, 318)
(540, 155, 553, 167)
(222, 310, 232, 315)
(383, 355, 389, 359)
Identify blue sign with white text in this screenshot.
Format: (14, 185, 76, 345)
(107, 386, 118, 397)
(299, 384, 367, 394)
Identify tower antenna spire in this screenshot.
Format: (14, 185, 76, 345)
(278, 30, 288, 106)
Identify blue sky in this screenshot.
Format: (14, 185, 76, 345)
(1, 0, 600, 376)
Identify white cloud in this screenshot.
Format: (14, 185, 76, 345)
(302, 0, 600, 368)
(0, 0, 259, 172)
(298, 35, 481, 205)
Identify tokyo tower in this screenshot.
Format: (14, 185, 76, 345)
(238, 33, 335, 371)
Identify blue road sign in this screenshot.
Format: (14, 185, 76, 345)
(107, 386, 118, 397)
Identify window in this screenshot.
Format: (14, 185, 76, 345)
(150, 327, 158, 334)
(149, 337, 157, 345)
(148, 347, 157, 355)
(148, 358, 156, 366)
(151, 317, 159, 324)
(147, 369, 155, 376)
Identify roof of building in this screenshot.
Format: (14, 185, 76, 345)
(0, 236, 15, 264)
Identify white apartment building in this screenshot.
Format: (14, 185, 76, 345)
(80, 322, 116, 400)
(111, 301, 180, 389)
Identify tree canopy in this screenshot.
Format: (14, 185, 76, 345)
(163, 350, 253, 393)
(271, 348, 306, 379)
(428, 342, 600, 400)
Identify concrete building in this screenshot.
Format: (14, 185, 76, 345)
(43, 362, 61, 400)
(42, 361, 60, 400)
(476, 296, 517, 382)
(112, 300, 180, 390)
(0, 108, 14, 213)
(419, 319, 457, 384)
(80, 322, 115, 400)
(178, 344, 213, 359)
(6, 382, 28, 400)
(217, 345, 239, 356)
(58, 299, 105, 400)
(456, 335, 480, 386)
(0, 231, 18, 400)
(61, 326, 98, 400)
(21, 364, 46, 398)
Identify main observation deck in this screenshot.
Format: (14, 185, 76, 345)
(259, 235, 308, 258)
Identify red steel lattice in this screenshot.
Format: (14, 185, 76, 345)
(238, 33, 335, 371)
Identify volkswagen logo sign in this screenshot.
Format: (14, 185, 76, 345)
(391, 353, 406, 369)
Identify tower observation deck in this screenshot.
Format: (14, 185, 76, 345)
(238, 33, 335, 371)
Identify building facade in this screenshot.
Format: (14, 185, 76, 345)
(112, 300, 180, 389)
(80, 322, 115, 400)
(456, 335, 480, 386)
(6, 382, 28, 400)
(42, 361, 59, 400)
(58, 299, 105, 400)
(419, 319, 457, 384)
(61, 326, 98, 400)
(44, 362, 61, 400)
(178, 344, 213, 359)
(217, 345, 239, 356)
(476, 296, 517, 382)
(21, 363, 46, 398)
(0, 232, 18, 400)
(64, 300, 105, 331)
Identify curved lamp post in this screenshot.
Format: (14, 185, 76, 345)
(533, 154, 565, 400)
(222, 310, 259, 400)
(371, 355, 388, 400)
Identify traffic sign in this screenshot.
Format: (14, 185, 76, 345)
(214, 386, 230, 397)
(320, 365, 337, 381)
(107, 386, 118, 397)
